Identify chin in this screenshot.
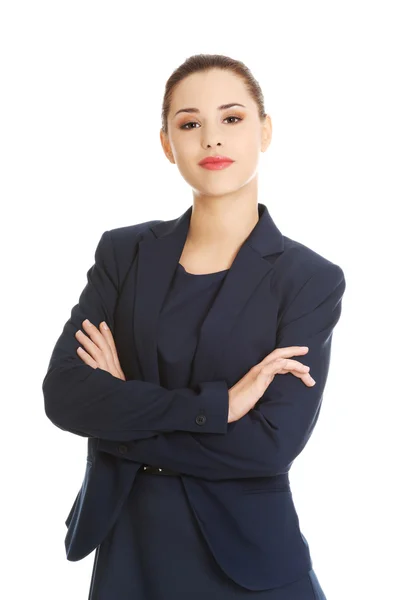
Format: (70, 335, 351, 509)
(186, 174, 244, 197)
(192, 183, 242, 198)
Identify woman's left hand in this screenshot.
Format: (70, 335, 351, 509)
(75, 319, 126, 381)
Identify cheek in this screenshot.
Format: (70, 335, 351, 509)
(230, 126, 260, 156)
(235, 143, 260, 171)
(175, 154, 196, 175)
(172, 139, 197, 167)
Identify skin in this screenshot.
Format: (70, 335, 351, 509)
(76, 319, 126, 381)
(75, 69, 315, 416)
(159, 68, 272, 273)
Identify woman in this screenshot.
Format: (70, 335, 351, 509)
(43, 54, 345, 598)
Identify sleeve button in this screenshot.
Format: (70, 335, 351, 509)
(195, 414, 207, 426)
(118, 444, 128, 454)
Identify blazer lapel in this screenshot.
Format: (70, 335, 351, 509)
(133, 203, 284, 386)
(133, 207, 193, 384)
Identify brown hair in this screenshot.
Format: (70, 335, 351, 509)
(161, 53, 268, 135)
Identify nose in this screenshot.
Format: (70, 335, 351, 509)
(205, 141, 222, 149)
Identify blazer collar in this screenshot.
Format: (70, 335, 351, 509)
(133, 203, 284, 385)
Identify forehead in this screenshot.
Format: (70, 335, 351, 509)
(170, 69, 249, 109)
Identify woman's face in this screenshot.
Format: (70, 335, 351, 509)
(160, 68, 272, 198)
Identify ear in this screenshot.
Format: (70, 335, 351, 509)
(260, 114, 272, 153)
(160, 129, 175, 164)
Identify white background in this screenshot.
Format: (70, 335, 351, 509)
(1, 1, 398, 598)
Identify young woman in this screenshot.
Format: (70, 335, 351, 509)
(43, 54, 345, 599)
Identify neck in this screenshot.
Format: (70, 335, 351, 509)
(188, 180, 260, 250)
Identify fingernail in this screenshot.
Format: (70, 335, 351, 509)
(84, 319, 92, 326)
(310, 377, 316, 385)
(102, 322, 109, 330)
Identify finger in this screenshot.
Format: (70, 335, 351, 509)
(273, 360, 315, 386)
(99, 322, 126, 380)
(81, 319, 111, 354)
(81, 320, 126, 380)
(269, 369, 315, 386)
(77, 346, 98, 369)
(99, 322, 122, 369)
(272, 358, 310, 374)
(301, 373, 316, 386)
(259, 346, 309, 366)
(289, 371, 316, 386)
(260, 362, 315, 387)
(81, 319, 116, 366)
(75, 327, 108, 369)
(284, 369, 315, 384)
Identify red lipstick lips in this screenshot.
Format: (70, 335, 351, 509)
(198, 155, 234, 170)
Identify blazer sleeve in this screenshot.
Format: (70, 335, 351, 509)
(107, 263, 346, 479)
(42, 230, 229, 441)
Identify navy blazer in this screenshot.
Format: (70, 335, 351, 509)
(42, 203, 346, 591)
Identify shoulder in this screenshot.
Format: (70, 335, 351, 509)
(271, 234, 346, 311)
(280, 235, 343, 276)
(107, 218, 164, 244)
(105, 219, 162, 255)
(97, 218, 164, 289)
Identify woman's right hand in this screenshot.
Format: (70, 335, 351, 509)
(227, 346, 315, 423)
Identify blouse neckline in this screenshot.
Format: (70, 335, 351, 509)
(177, 262, 229, 278)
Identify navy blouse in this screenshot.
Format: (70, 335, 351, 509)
(157, 262, 229, 390)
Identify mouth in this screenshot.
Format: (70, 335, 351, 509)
(198, 155, 234, 170)
(199, 161, 234, 170)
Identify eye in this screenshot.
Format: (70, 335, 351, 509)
(179, 115, 243, 130)
(224, 116, 242, 125)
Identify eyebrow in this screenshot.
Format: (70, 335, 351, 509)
(173, 103, 246, 118)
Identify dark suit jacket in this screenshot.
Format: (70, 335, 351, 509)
(42, 202, 346, 591)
